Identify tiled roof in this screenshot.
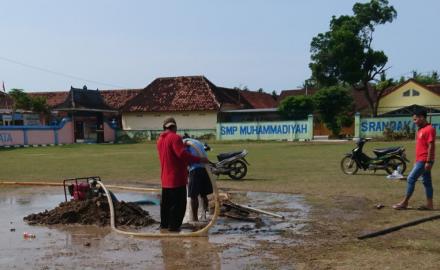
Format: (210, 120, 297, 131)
(29, 89, 142, 110)
(54, 87, 116, 111)
(122, 76, 278, 112)
(278, 88, 318, 102)
(100, 89, 143, 109)
(122, 76, 222, 112)
(239, 90, 277, 109)
(28, 91, 68, 107)
(278, 87, 374, 112)
(0, 91, 13, 110)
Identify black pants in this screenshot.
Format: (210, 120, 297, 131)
(160, 186, 187, 231)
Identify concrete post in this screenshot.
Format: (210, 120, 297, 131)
(307, 114, 314, 140)
(354, 112, 361, 138)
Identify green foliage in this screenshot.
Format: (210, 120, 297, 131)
(411, 70, 440, 85)
(314, 86, 354, 136)
(9, 88, 32, 110)
(31, 96, 50, 114)
(383, 125, 415, 141)
(8, 88, 50, 116)
(309, 0, 397, 116)
(278, 95, 315, 120)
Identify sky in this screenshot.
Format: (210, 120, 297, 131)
(0, 0, 439, 93)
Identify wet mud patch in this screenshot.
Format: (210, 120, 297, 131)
(24, 196, 155, 227)
(0, 187, 310, 269)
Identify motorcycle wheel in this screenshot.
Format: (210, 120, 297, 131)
(385, 157, 407, 175)
(341, 156, 358, 175)
(228, 160, 247, 180)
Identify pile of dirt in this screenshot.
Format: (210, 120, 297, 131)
(24, 196, 156, 227)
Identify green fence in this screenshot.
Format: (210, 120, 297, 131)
(116, 129, 216, 142)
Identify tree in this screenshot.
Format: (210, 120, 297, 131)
(314, 86, 354, 136)
(9, 88, 32, 111)
(309, 0, 397, 116)
(411, 70, 440, 85)
(31, 96, 50, 125)
(8, 89, 50, 125)
(278, 95, 315, 120)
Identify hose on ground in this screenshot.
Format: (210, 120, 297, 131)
(98, 140, 220, 237)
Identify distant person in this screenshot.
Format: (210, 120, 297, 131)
(184, 138, 213, 221)
(157, 117, 209, 232)
(393, 109, 436, 210)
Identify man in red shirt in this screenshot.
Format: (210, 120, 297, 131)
(157, 117, 209, 231)
(393, 109, 436, 210)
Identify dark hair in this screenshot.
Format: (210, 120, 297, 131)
(413, 108, 427, 118)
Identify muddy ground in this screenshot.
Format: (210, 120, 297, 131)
(0, 187, 310, 270)
(24, 196, 155, 227)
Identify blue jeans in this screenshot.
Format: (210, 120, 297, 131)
(406, 161, 434, 199)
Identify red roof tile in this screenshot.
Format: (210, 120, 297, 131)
(122, 76, 278, 112)
(122, 76, 222, 112)
(28, 91, 68, 107)
(100, 89, 142, 109)
(29, 88, 142, 110)
(279, 87, 374, 112)
(239, 90, 277, 109)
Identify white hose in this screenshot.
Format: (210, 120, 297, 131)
(98, 140, 220, 237)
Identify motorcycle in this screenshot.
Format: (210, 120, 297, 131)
(204, 144, 249, 180)
(341, 138, 409, 175)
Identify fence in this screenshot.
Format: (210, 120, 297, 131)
(116, 129, 217, 142)
(0, 118, 74, 146)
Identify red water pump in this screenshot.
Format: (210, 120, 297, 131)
(63, 176, 102, 202)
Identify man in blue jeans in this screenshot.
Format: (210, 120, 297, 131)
(393, 109, 436, 210)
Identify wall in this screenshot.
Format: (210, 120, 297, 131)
(104, 122, 116, 142)
(217, 115, 313, 141)
(122, 111, 217, 130)
(0, 118, 74, 146)
(354, 113, 440, 138)
(378, 81, 440, 114)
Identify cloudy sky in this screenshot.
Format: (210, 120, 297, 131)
(0, 0, 438, 92)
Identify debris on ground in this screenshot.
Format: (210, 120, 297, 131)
(23, 196, 156, 227)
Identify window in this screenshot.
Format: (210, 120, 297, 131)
(402, 90, 410, 97)
(412, 90, 420, 96)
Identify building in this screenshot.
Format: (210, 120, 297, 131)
(0, 91, 13, 125)
(377, 79, 440, 115)
(121, 76, 278, 131)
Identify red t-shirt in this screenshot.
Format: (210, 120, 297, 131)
(416, 124, 436, 162)
(157, 131, 201, 188)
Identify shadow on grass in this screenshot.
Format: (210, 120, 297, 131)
(216, 177, 271, 182)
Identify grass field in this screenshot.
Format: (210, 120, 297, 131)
(1, 141, 440, 269)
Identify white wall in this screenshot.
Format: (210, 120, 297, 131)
(122, 111, 217, 130)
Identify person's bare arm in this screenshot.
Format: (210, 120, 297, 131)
(425, 141, 435, 170)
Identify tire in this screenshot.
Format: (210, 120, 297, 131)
(341, 156, 358, 175)
(385, 157, 407, 175)
(228, 160, 247, 180)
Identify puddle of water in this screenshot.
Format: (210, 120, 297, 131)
(0, 186, 309, 269)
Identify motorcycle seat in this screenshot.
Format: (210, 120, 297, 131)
(217, 151, 243, 161)
(373, 147, 401, 156)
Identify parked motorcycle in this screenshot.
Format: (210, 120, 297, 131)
(204, 144, 249, 180)
(341, 138, 409, 175)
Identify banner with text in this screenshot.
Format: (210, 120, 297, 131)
(355, 114, 440, 138)
(217, 117, 313, 141)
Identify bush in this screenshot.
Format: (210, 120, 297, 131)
(383, 124, 415, 141)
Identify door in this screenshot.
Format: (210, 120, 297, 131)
(75, 121, 84, 140)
